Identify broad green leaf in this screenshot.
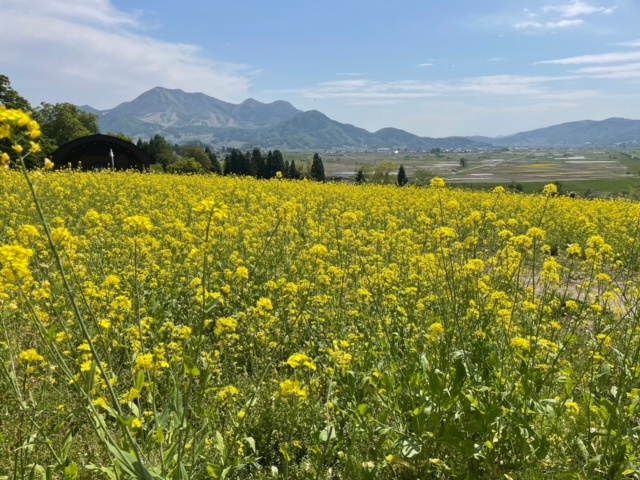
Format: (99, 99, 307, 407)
(400, 438, 422, 458)
(64, 463, 79, 480)
(184, 356, 201, 377)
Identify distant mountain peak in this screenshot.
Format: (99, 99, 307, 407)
(96, 86, 303, 139)
(240, 98, 262, 105)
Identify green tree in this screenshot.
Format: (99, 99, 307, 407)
(553, 180, 562, 196)
(181, 146, 213, 172)
(265, 150, 286, 179)
(355, 169, 367, 184)
(0, 75, 32, 111)
(251, 148, 266, 178)
(139, 134, 174, 170)
(397, 164, 408, 186)
(310, 153, 325, 182)
(166, 158, 205, 174)
(106, 132, 134, 143)
(35, 103, 99, 155)
(288, 160, 302, 180)
(204, 147, 222, 175)
(460, 157, 468, 168)
(370, 161, 397, 184)
(223, 149, 252, 176)
(411, 169, 434, 187)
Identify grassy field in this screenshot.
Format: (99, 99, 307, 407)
(286, 150, 640, 195)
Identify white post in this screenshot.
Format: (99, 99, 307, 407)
(109, 149, 115, 170)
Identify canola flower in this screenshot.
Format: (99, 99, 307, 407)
(3, 108, 640, 477)
(286, 353, 317, 371)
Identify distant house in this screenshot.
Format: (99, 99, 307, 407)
(50, 134, 154, 171)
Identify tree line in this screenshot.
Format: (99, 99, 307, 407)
(135, 133, 326, 181)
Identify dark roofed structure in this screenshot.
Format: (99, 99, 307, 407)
(50, 134, 154, 171)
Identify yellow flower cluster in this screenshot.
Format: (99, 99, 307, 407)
(0, 107, 41, 168)
(2, 127, 640, 475)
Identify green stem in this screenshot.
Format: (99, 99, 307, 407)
(16, 155, 146, 467)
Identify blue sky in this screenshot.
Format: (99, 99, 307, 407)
(2, 0, 639, 136)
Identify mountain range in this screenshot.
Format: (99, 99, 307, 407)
(82, 87, 640, 150)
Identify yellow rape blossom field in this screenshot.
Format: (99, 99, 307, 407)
(3, 108, 640, 479)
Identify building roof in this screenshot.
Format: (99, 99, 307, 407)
(50, 134, 154, 171)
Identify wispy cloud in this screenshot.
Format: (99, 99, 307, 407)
(0, 0, 253, 108)
(514, 19, 584, 30)
(512, 1, 615, 32)
(542, 1, 615, 18)
(574, 62, 640, 79)
(288, 74, 588, 102)
(611, 39, 640, 47)
(417, 63, 434, 67)
(540, 51, 640, 65)
(539, 37, 640, 80)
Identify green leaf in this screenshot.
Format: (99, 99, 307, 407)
(207, 464, 220, 478)
(596, 362, 611, 391)
(184, 356, 201, 377)
(565, 376, 574, 397)
(61, 432, 73, 462)
(136, 371, 146, 391)
(215, 431, 226, 457)
(452, 357, 467, 393)
(357, 404, 369, 416)
(85, 359, 97, 395)
(400, 438, 422, 458)
(25, 464, 46, 480)
(155, 427, 165, 444)
(319, 426, 336, 443)
(85, 465, 117, 480)
(244, 436, 256, 453)
(64, 463, 79, 479)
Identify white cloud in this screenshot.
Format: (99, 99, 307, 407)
(512, 1, 615, 32)
(289, 74, 585, 102)
(542, 1, 615, 18)
(539, 39, 640, 79)
(417, 63, 434, 67)
(611, 39, 640, 47)
(514, 18, 584, 30)
(540, 51, 640, 64)
(574, 62, 640, 79)
(0, 0, 252, 108)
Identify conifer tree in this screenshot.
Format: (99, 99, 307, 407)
(205, 146, 222, 175)
(289, 160, 302, 180)
(397, 164, 408, 186)
(266, 149, 286, 178)
(310, 153, 325, 182)
(251, 148, 265, 178)
(355, 169, 366, 184)
(223, 149, 252, 176)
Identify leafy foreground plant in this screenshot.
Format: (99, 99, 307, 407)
(3, 107, 640, 478)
